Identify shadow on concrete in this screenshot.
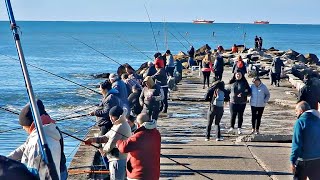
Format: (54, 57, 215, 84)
(162, 154, 247, 159)
(160, 169, 292, 178)
(161, 147, 184, 150)
(162, 141, 189, 144)
(247, 144, 291, 148)
(161, 163, 190, 166)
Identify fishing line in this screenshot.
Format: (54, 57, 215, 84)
(114, 34, 153, 61)
(0, 106, 93, 133)
(61, 130, 99, 149)
(168, 30, 189, 51)
(144, 4, 159, 52)
(69, 36, 122, 66)
(169, 24, 193, 46)
(0, 54, 102, 95)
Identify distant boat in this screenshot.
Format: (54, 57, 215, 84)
(193, 19, 214, 24)
(254, 20, 269, 24)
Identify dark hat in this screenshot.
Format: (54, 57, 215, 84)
(100, 81, 112, 90)
(19, 99, 47, 126)
(166, 50, 171, 54)
(109, 106, 123, 118)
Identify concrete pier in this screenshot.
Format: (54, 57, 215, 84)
(68, 67, 298, 180)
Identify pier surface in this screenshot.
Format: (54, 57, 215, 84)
(69, 67, 297, 180)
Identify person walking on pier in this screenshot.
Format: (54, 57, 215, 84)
(291, 101, 320, 180)
(116, 113, 161, 180)
(90, 81, 122, 135)
(202, 50, 213, 89)
(8, 100, 65, 180)
(270, 57, 284, 87)
(232, 55, 247, 75)
(139, 76, 162, 120)
(205, 81, 230, 141)
(213, 52, 224, 81)
(227, 71, 251, 135)
(250, 77, 270, 134)
(85, 106, 131, 180)
(298, 74, 320, 110)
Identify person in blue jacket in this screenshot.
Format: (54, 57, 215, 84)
(291, 101, 320, 180)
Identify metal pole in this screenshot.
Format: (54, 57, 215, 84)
(4, 0, 59, 179)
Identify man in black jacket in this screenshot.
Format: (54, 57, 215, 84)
(298, 74, 320, 110)
(128, 84, 143, 116)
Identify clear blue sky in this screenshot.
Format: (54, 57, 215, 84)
(0, 0, 319, 24)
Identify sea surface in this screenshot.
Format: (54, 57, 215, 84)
(0, 21, 319, 166)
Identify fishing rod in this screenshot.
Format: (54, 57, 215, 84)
(0, 106, 92, 133)
(5, 0, 59, 179)
(144, 4, 159, 52)
(69, 36, 122, 66)
(0, 54, 102, 95)
(168, 30, 189, 51)
(61, 131, 99, 149)
(114, 34, 153, 61)
(68, 169, 109, 175)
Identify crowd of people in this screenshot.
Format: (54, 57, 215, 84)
(3, 41, 320, 180)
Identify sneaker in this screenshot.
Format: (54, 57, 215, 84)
(216, 138, 223, 141)
(250, 129, 255, 134)
(227, 128, 234, 133)
(237, 128, 242, 135)
(255, 131, 260, 135)
(205, 138, 210, 141)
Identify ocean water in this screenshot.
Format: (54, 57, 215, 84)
(0, 21, 320, 166)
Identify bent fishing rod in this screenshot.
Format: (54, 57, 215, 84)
(1, 54, 102, 95)
(144, 4, 159, 52)
(5, 0, 59, 179)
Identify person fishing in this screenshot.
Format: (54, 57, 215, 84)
(85, 106, 131, 180)
(152, 62, 168, 113)
(201, 49, 213, 89)
(7, 99, 66, 180)
(165, 50, 175, 77)
(90, 81, 122, 135)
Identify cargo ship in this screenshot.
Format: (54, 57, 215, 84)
(254, 20, 270, 24)
(193, 19, 214, 24)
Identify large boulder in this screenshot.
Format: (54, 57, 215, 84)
(195, 44, 211, 57)
(296, 54, 307, 63)
(305, 53, 319, 64)
(284, 49, 299, 60)
(268, 47, 279, 51)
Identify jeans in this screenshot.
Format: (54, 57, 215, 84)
(214, 71, 223, 81)
(294, 159, 320, 180)
(230, 103, 246, 128)
(142, 106, 160, 121)
(161, 87, 169, 112)
(166, 66, 175, 77)
(202, 71, 211, 87)
(251, 106, 265, 130)
(206, 106, 224, 139)
(109, 159, 126, 180)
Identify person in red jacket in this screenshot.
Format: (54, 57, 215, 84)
(116, 113, 161, 180)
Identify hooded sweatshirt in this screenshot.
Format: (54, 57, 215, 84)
(291, 110, 320, 164)
(95, 88, 122, 127)
(8, 115, 61, 180)
(139, 76, 162, 110)
(117, 120, 161, 180)
(103, 115, 131, 161)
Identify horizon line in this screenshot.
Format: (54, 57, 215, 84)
(0, 20, 319, 25)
